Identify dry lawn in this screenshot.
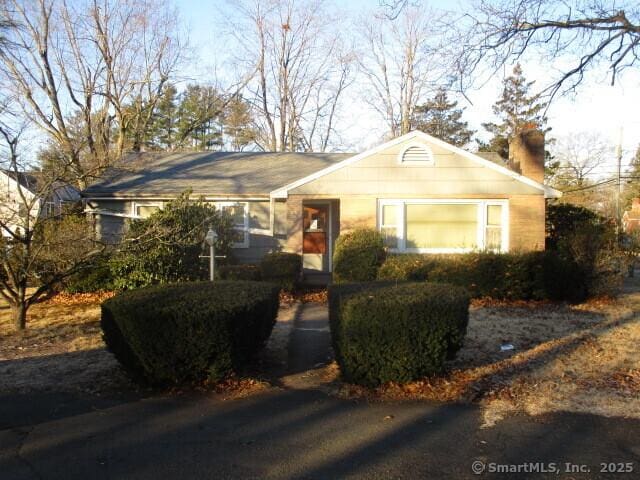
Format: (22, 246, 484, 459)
(0, 291, 296, 397)
(0, 291, 134, 395)
(336, 279, 640, 425)
(3, 280, 640, 424)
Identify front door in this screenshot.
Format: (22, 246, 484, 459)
(303, 203, 330, 273)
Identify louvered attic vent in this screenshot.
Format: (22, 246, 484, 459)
(400, 144, 434, 164)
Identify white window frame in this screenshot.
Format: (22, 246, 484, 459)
(214, 201, 250, 249)
(377, 199, 509, 254)
(131, 201, 163, 219)
(396, 141, 435, 166)
(44, 201, 56, 217)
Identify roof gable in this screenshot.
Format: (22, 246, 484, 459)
(271, 131, 561, 199)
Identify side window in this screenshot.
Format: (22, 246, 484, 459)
(216, 202, 249, 248)
(134, 203, 162, 218)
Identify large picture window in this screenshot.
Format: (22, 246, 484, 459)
(378, 199, 508, 253)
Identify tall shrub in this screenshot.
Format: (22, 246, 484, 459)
(332, 228, 386, 283)
(110, 193, 235, 289)
(546, 203, 622, 296)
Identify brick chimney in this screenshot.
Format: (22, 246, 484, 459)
(508, 129, 545, 184)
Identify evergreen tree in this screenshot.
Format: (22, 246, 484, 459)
(413, 89, 475, 147)
(480, 63, 548, 159)
(175, 85, 223, 151)
(223, 95, 257, 151)
(148, 84, 178, 150)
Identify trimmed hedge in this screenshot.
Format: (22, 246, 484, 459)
(101, 281, 280, 385)
(377, 251, 586, 302)
(259, 252, 302, 291)
(328, 282, 470, 387)
(217, 264, 261, 281)
(332, 229, 386, 283)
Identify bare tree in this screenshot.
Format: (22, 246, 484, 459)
(465, 0, 640, 99)
(0, 0, 184, 189)
(0, 121, 104, 330)
(552, 132, 613, 187)
(357, 3, 447, 137)
(226, 0, 354, 152)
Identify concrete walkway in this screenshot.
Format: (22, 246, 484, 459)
(281, 303, 333, 389)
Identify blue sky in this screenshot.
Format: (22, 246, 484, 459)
(174, 0, 640, 174)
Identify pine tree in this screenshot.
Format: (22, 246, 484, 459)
(480, 64, 548, 159)
(175, 85, 223, 151)
(223, 95, 256, 151)
(413, 89, 475, 147)
(148, 84, 178, 150)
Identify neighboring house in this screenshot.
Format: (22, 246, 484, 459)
(83, 130, 561, 275)
(0, 169, 81, 238)
(623, 198, 640, 234)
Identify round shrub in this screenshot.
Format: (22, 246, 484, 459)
(329, 282, 470, 387)
(259, 252, 302, 291)
(332, 228, 386, 283)
(217, 264, 261, 281)
(101, 281, 280, 385)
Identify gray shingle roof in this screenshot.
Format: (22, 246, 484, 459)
(83, 151, 354, 198)
(475, 151, 507, 166)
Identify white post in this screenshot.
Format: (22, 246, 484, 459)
(205, 227, 218, 282)
(210, 242, 215, 282)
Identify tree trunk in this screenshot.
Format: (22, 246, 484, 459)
(12, 303, 27, 331)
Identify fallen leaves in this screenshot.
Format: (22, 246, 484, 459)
(279, 288, 327, 306)
(46, 291, 116, 305)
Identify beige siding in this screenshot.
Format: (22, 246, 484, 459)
(290, 139, 541, 196)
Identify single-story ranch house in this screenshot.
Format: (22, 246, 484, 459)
(83, 130, 561, 276)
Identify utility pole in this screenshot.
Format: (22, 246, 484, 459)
(616, 127, 623, 237)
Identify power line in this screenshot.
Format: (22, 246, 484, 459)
(560, 178, 618, 193)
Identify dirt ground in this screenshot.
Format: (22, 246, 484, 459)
(0, 292, 297, 396)
(0, 292, 135, 395)
(2, 282, 640, 425)
(337, 278, 640, 425)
